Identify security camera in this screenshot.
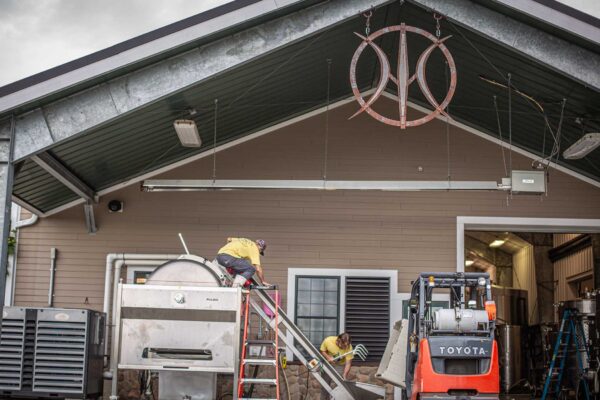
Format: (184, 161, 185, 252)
(108, 200, 123, 213)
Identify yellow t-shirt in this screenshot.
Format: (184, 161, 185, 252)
(320, 336, 353, 365)
(218, 238, 261, 266)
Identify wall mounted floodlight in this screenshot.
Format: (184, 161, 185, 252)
(563, 133, 600, 159)
(174, 120, 202, 147)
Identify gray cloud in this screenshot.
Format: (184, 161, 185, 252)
(0, 0, 229, 86)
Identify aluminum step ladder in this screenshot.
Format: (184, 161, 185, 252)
(541, 308, 591, 400)
(248, 279, 360, 399)
(238, 286, 280, 400)
(212, 258, 374, 399)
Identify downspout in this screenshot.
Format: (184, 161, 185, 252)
(9, 212, 39, 306)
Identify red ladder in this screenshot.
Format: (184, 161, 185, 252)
(237, 286, 280, 400)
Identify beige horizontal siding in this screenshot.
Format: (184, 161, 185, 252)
(13, 98, 600, 311)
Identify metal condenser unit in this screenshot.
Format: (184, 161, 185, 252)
(0, 307, 105, 399)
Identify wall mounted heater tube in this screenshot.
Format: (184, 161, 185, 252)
(141, 179, 508, 192)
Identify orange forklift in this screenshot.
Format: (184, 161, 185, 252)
(395, 272, 500, 399)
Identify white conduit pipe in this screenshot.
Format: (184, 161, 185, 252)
(103, 254, 180, 367)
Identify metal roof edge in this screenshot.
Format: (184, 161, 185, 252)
(488, 0, 600, 49)
(0, 0, 309, 115)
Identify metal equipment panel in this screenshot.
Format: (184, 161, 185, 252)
(511, 170, 546, 194)
(33, 309, 89, 394)
(117, 284, 241, 372)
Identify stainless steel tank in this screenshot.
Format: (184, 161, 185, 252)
(492, 286, 529, 394)
(492, 286, 528, 326)
(497, 325, 526, 393)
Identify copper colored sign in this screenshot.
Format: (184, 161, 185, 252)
(349, 23, 457, 128)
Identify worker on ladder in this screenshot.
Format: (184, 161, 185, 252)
(217, 237, 270, 287)
(320, 332, 354, 399)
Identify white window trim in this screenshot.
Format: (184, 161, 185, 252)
(286, 268, 399, 360)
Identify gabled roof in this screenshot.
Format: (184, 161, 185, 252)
(2, 0, 599, 215)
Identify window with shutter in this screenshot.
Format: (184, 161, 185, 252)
(345, 277, 390, 360)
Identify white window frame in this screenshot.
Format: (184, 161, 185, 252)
(286, 268, 399, 360)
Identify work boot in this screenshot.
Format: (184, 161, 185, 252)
(232, 275, 248, 288)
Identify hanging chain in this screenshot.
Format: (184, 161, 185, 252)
(507, 73, 512, 176)
(323, 59, 332, 182)
(444, 60, 451, 185)
(434, 13, 442, 39)
(363, 10, 372, 36)
(212, 98, 218, 182)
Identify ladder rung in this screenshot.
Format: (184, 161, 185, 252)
(243, 358, 277, 365)
(241, 378, 277, 385)
(246, 340, 275, 345)
(250, 285, 278, 290)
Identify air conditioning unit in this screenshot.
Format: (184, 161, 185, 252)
(0, 307, 105, 399)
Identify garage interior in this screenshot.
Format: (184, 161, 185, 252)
(0, 0, 599, 399)
(465, 230, 600, 396)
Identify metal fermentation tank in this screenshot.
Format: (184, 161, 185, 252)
(492, 286, 528, 394)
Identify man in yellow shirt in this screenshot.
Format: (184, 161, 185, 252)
(216, 237, 269, 287)
(320, 332, 353, 399)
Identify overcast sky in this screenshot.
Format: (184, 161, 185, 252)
(0, 0, 598, 88)
(0, 0, 229, 86)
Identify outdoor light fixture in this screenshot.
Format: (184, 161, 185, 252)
(465, 260, 474, 267)
(489, 239, 506, 248)
(174, 119, 202, 147)
(563, 133, 600, 159)
(107, 200, 124, 213)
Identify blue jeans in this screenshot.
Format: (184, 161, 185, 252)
(216, 254, 256, 279)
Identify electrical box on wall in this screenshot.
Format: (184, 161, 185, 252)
(511, 170, 546, 194)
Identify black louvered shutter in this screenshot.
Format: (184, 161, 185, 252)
(344, 277, 390, 360)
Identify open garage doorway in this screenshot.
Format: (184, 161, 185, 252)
(458, 217, 600, 397)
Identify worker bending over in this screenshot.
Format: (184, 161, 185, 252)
(217, 237, 269, 287)
(320, 332, 353, 399)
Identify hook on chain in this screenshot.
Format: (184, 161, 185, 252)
(363, 10, 373, 35)
(433, 13, 442, 39)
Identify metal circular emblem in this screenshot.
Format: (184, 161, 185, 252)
(349, 23, 457, 128)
